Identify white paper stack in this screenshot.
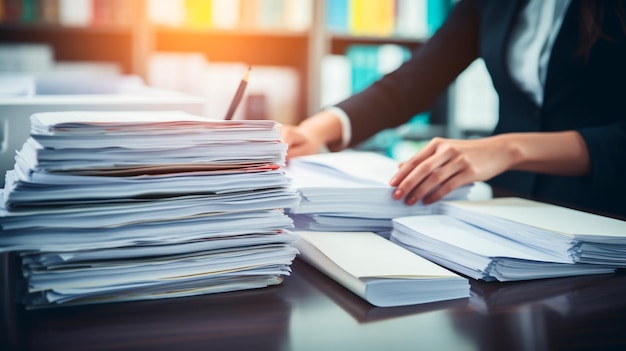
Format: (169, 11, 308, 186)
(440, 198, 626, 266)
(0, 111, 301, 308)
(391, 215, 616, 282)
(284, 150, 471, 235)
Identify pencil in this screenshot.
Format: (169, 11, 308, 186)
(224, 66, 251, 120)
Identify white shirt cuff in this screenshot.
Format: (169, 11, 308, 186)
(325, 106, 352, 150)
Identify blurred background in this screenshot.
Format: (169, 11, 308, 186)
(0, 0, 498, 165)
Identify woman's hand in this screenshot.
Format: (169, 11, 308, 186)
(389, 131, 590, 205)
(280, 110, 346, 160)
(280, 125, 326, 159)
(390, 136, 518, 205)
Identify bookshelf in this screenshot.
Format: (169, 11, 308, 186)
(151, 26, 311, 120)
(0, 0, 144, 74)
(0, 0, 455, 127)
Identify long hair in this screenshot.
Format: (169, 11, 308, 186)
(577, 0, 626, 59)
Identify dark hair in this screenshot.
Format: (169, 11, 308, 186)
(578, 0, 626, 59)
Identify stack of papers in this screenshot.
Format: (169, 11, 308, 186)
(294, 231, 469, 307)
(284, 151, 471, 235)
(0, 111, 301, 308)
(391, 215, 616, 281)
(440, 198, 626, 266)
(390, 197, 626, 281)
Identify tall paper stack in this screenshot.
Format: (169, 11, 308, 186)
(0, 110, 300, 308)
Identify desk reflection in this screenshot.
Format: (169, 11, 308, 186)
(3, 270, 292, 351)
(294, 258, 469, 323)
(291, 259, 626, 351)
(451, 272, 626, 351)
(287, 259, 476, 351)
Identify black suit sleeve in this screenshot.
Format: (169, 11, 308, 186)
(575, 11, 626, 212)
(335, 0, 481, 147)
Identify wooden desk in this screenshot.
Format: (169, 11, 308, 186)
(3, 256, 626, 351)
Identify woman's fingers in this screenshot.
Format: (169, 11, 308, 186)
(390, 138, 440, 187)
(403, 159, 465, 205)
(390, 137, 491, 205)
(391, 138, 456, 202)
(422, 169, 472, 204)
(404, 149, 477, 204)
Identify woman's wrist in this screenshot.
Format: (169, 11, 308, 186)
(493, 133, 526, 170)
(299, 110, 345, 150)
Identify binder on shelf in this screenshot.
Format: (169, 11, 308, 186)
(20, 0, 37, 23)
(39, 0, 60, 24)
(325, 0, 348, 33)
(346, 45, 379, 94)
(0, 0, 129, 26)
(294, 231, 470, 307)
(327, 0, 447, 38)
(283, 0, 312, 31)
(93, 0, 128, 26)
(349, 0, 395, 37)
(147, 0, 186, 27)
(395, 0, 428, 38)
(258, 0, 284, 29)
(451, 58, 499, 135)
(346, 44, 410, 94)
(58, 0, 93, 27)
(427, 0, 450, 35)
(319, 54, 351, 108)
(153, 0, 264, 29)
(2, 0, 22, 23)
(239, 0, 262, 28)
(184, 0, 212, 28)
(211, 0, 240, 29)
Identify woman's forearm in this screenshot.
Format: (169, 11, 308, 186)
(504, 131, 591, 176)
(389, 130, 592, 205)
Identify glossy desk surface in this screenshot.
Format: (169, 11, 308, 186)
(2, 257, 626, 351)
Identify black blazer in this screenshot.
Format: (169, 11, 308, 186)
(336, 0, 626, 216)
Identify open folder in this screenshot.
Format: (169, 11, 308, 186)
(294, 231, 469, 307)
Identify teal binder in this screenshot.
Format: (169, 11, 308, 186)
(427, 0, 451, 35)
(325, 0, 349, 33)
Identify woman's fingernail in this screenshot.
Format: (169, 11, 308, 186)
(393, 189, 403, 199)
(407, 196, 416, 205)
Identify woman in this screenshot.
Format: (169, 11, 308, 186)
(281, 0, 626, 217)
